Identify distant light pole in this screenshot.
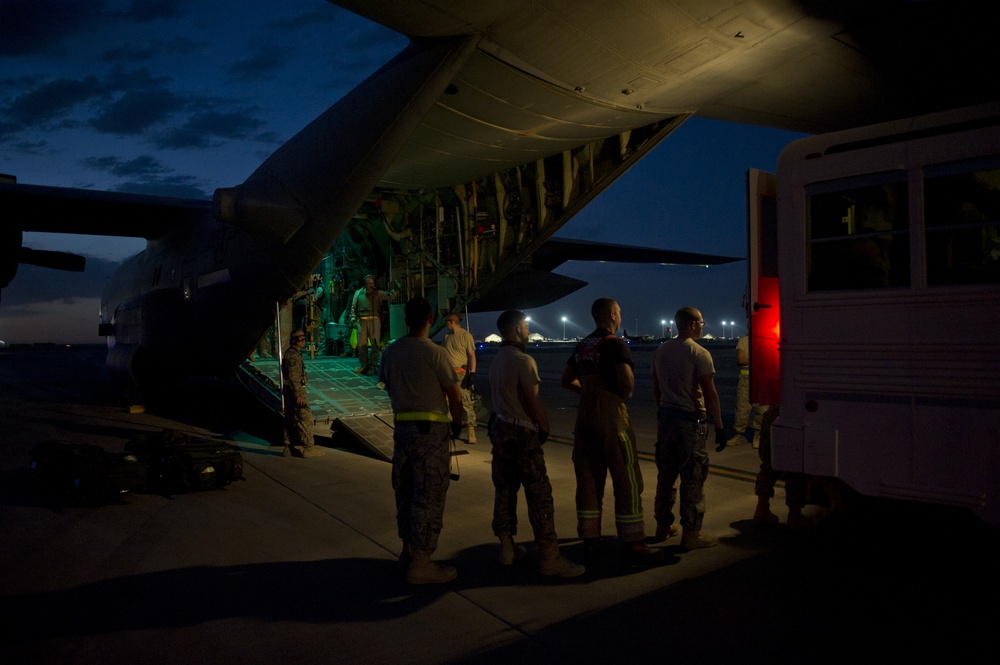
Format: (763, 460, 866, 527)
(721, 321, 726, 338)
(669, 320, 674, 337)
(661, 319, 666, 337)
(730, 321, 735, 339)
(562, 316, 567, 340)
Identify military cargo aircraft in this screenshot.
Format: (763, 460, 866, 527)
(2, 0, 995, 394)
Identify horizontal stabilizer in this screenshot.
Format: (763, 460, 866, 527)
(533, 237, 741, 271)
(468, 270, 587, 312)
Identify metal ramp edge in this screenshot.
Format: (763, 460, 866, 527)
(333, 412, 396, 462)
(235, 360, 281, 414)
(331, 413, 470, 464)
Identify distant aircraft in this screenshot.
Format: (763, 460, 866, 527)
(2, 0, 996, 395)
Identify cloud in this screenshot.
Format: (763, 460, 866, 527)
(82, 155, 169, 177)
(79, 154, 208, 197)
(90, 87, 186, 134)
(0, 0, 107, 57)
(155, 110, 263, 149)
(118, 0, 190, 23)
(2, 76, 105, 126)
(228, 43, 288, 81)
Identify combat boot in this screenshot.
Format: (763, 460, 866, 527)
(727, 434, 748, 447)
(465, 426, 477, 444)
(651, 523, 679, 542)
(538, 542, 585, 577)
(406, 548, 457, 585)
(497, 533, 526, 565)
(753, 498, 779, 524)
(681, 531, 719, 550)
(301, 446, 325, 458)
(398, 540, 411, 573)
(282, 444, 292, 457)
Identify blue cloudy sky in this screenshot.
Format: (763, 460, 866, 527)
(0, 0, 804, 344)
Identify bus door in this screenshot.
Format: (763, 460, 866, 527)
(746, 168, 780, 405)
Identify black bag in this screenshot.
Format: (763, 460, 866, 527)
(126, 429, 244, 492)
(30, 440, 148, 503)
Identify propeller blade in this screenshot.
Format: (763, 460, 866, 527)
(18, 247, 86, 272)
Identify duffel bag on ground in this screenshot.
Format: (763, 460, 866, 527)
(30, 440, 148, 503)
(125, 428, 244, 492)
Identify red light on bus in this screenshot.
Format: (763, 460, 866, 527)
(751, 276, 781, 405)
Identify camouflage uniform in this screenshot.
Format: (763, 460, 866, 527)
(380, 335, 459, 555)
(754, 405, 807, 509)
(281, 345, 314, 449)
(489, 342, 558, 546)
(565, 331, 646, 543)
(654, 410, 709, 533)
(490, 420, 557, 544)
(391, 421, 452, 553)
(651, 336, 715, 533)
(733, 336, 764, 438)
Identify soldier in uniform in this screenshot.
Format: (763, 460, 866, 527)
(490, 310, 584, 577)
(282, 330, 324, 458)
(379, 297, 464, 584)
(560, 297, 660, 566)
(349, 274, 397, 375)
(441, 312, 478, 443)
(650, 306, 727, 549)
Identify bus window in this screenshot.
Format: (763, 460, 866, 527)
(805, 173, 909, 291)
(925, 159, 1000, 286)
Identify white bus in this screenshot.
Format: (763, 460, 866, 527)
(747, 103, 1000, 525)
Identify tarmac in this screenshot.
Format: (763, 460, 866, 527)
(2, 344, 998, 664)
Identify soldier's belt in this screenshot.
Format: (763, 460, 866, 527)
(495, 413, 537, 431)
(394, 412, 451, 423)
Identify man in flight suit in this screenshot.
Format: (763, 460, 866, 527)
(350, 274, 396, 375)
(441, 312, 478, 443)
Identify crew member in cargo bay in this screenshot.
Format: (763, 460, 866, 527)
(282, 330, 324, 458)
(349, 274, 396, 375)
(441, 312, 478, 444)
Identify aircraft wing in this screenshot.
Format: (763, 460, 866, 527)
(0, 182, 210, 239)
(1, 181, 211, 288)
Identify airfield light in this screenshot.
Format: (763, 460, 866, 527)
(721, 321, 727, 338)
(661, 319, 666, 337)
(562, 316, 567, 340)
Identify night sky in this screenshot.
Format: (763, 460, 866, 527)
(0, 0, 804, 344)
